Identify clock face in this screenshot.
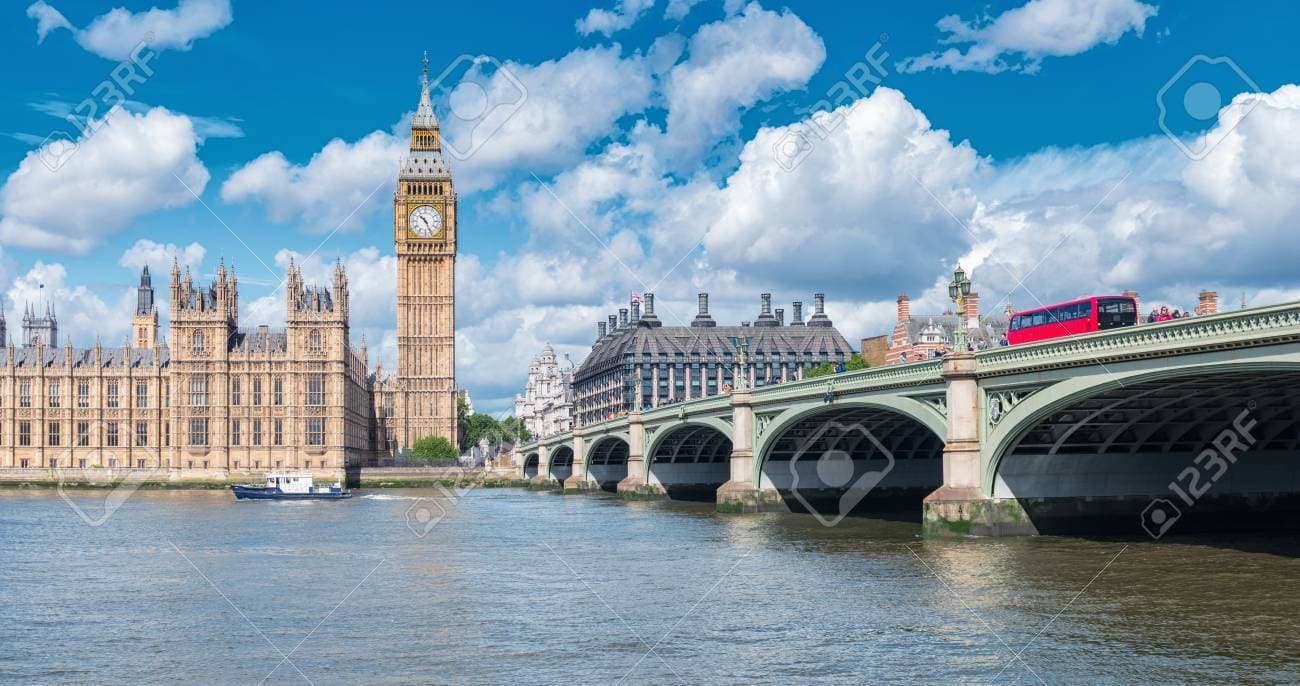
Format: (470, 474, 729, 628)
(409, 205, 443, 238)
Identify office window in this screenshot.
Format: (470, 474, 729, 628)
(309, 330, 322, 352)
(76, 421, 89, 447)
(135, 421, 148, 447)
(164, 383, 170, 407)
(108, 381, 120, 408)
(48, 422, 60, 447)
(136, 382, 148, 408)
(19, 382, 30, 408)
(191, 331, 205, 353)
(164, 421, 170, 447)
(231, 419, 241, 446)
(306, 418, 325, 446)
(189, 376, 208, 406)
(107, 422, 119, 447)
(252, 419, 263, 446)
(231, 377, 241, 406)
(77, 382, 89, 408)
(252, 378, 262, 405)
(273, 377, 283, 406)
(49, 382, 60, 408)
(189, 419, 208, 446)
(307, 374, 325, 406)
(19, 421, 31, 446)
(273, 419, 283, 446)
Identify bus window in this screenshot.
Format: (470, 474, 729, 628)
(1097, 298, 1137, 329)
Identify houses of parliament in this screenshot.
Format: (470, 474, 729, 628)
(0, 59, 457, 476)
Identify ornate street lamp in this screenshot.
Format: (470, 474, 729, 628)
(730, 336, 752, 390)
(948, 264, 972, 352)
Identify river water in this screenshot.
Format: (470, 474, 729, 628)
(1, 487, 1298, 685)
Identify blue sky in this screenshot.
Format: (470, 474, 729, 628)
(3, 0, 1299, 413)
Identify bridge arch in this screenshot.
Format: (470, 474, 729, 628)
(755, 399, 946, 518)
(586, 436, 630, 491)
(646, 421, 733, 501)
(988, 362, 1300, 534)
(523, 452, 540, 479)
(547, 445, 575, 483)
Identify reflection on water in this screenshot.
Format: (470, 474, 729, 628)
(1, 488, 1298, 684)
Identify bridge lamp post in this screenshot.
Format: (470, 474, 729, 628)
(949, 264, 972, 352)
(730, 336, 752, 390)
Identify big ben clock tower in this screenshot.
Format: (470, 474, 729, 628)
(394, 53, 457, 449)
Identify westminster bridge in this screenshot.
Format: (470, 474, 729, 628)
(514, 301, 1300, 536)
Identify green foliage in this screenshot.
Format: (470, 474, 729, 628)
(410, 435, 458, 462)
(455, 412, 533, 452)
(806, 353, 868, 379)
(459, 413, 502, 452)
(499, 416, 531, 442)
(806, 362, 836, 378)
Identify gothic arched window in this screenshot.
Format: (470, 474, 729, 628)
(308, 330, 322, 353)
(191, 331, 205, 353)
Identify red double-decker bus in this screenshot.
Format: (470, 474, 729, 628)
(1007, 295, 1139, 345)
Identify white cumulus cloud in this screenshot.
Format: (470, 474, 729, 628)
(26, 0, 233, 61)
(0, 107, 210, 254)
(898, 0, 1157, 75)
(119, 238, 207, 274)
(220, 130, 404, 232)
(654, 2, 826, 168)
(576, 0, 655, 36)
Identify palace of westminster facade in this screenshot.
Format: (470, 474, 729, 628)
(0, 59, 458, 475)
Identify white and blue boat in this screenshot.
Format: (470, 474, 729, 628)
(230, 471, 352, 500)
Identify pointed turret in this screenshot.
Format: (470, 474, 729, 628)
(413, 50, 440, 132)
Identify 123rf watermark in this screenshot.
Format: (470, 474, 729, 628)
(773, 36, 889, 172)
(427, 54, 528, 162)
(40, 35, 158, 172)
(789, 420, 896, 527)
(404, 467, 479, 538)
(1140, 404, 1257, 539)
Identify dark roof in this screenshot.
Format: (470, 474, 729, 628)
(8, 346, 168, 369)
(575, 322, 854, 384)
(231, 329, 288, 353)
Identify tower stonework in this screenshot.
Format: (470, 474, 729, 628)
(393, 54, 457, 450)
(133, 266, 159, 350)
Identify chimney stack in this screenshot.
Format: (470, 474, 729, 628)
(897, 294, 911, 322)
(755, 292, 778, 327)
(641, 292, 661, 326)
(775, 308, 785, 326)
(630, 298, 641, 324)
(808, 293, 832, 327)
(1196, 290, 1219, 315)
(791, 301, 805, 325)
(608, 314, 618, 335)
(964, 291, 980, 321)
(597, 321, 607, 340)
(618, 308, 628, 328)
(691, 292, 716, 327)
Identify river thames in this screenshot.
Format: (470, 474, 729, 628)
(1, 487, 1297, 684)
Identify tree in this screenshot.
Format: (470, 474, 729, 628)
(806, 353, 868, 379)
(459, 413, 503, 452)
(499, 416, 531, 442)
(410, 435, 458, 463)
(806, 362, 836, 378)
